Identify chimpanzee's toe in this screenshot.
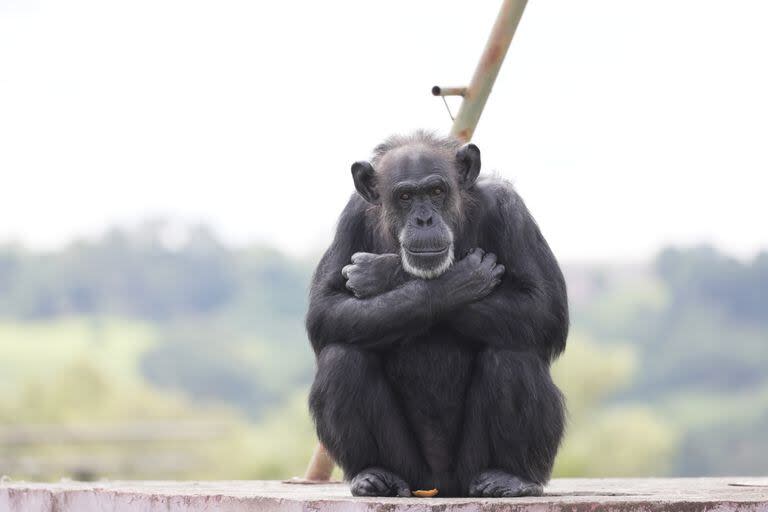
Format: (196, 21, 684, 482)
(350, 467, 411, 497)
(468, 470, 543, 498)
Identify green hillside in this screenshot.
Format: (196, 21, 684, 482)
(0, 223, 765, 479)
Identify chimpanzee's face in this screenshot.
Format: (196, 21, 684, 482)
(376, 147, 460, 279)
(351, 142, 480, 279)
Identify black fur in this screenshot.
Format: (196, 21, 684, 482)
(307, 131, 568, 497)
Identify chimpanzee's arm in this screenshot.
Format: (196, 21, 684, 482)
(308, 280, 440, 353)
(341, 252, 411, 299)
(307, 196, 501, 354)
(446, 184, 569, 361)
(306, 197, 437, 353)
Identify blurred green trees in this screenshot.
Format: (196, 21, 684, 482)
(552, 334, 677, 476)
(0, 223, 766, 479)
(0, 319, 679, 480)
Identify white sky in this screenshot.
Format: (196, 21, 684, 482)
(1, 0, 767, 263)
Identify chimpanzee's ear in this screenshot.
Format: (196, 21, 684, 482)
(351, 161, 380, 204)
(456, 143, 481, 189)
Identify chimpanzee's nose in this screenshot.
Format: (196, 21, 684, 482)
(416, 214, 433, 227)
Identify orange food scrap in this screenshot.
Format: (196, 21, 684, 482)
(412, 488, 439, 497)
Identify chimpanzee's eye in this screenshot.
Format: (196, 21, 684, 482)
(431, 187, 444, 196)
(400, 192, 411, 201)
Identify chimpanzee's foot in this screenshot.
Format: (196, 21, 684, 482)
(468, 470, 543, 498)
(350, 467, 411, 497)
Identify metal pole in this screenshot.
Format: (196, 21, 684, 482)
(298, 0, 527, 484)
(434, 0, 528, 142)
(285, 443, 335, 484)
(302, 443, 334, 482)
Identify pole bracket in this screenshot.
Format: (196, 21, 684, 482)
(431, 86, 467, 97)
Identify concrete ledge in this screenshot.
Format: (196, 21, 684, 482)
(1, 477, 767, 511)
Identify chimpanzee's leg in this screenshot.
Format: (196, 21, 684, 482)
(456, 349, 565, 497)
(309, 343, 428, 497)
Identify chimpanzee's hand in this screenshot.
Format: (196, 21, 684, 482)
(342, 253, 410, 299)
(437, 248, 504, 306)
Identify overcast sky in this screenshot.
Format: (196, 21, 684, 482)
(1, 0, 767, 262)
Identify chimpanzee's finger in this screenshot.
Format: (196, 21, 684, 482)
(483, 252, 497, 268)
(469, 248, 484, 262)
(351, 252, 375, 264)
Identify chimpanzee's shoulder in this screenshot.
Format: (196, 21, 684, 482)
(473, 177, 529, 223)
(337, 193, 376, 225)
(334, 193, 382, 244)
(340, 192, 370, 215)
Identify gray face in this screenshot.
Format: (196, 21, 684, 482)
(376, 146, 461, 279)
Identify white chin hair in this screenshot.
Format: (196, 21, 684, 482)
(400, 245, 454, 280)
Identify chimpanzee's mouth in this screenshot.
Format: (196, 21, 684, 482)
(398, 226, 456, 279)
(403, 246, 450, 256)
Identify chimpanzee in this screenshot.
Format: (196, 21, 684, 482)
(307, 131, 568, 498)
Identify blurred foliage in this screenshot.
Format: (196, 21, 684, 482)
(0, 317, 156, 395)
(657, 246, 768, 324)
(0, 223, 766, 479)
(245, 393, 340, 480)
(572, 246, 768, 475)
(552, 334, 677, 476)
(0, 359, 270, 480)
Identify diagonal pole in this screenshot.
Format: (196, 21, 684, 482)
(434, 0, 528, 142)
(295, 0, 528, 484)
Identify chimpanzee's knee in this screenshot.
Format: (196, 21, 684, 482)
(309, 343, 428, 485)
(310, 344, 371, 404)
(309, 344, 380, 475)
(462, 349, 565, 486)
(309, 343, 379, 434)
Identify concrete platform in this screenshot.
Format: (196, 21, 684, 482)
(1, 477, 767, 511)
